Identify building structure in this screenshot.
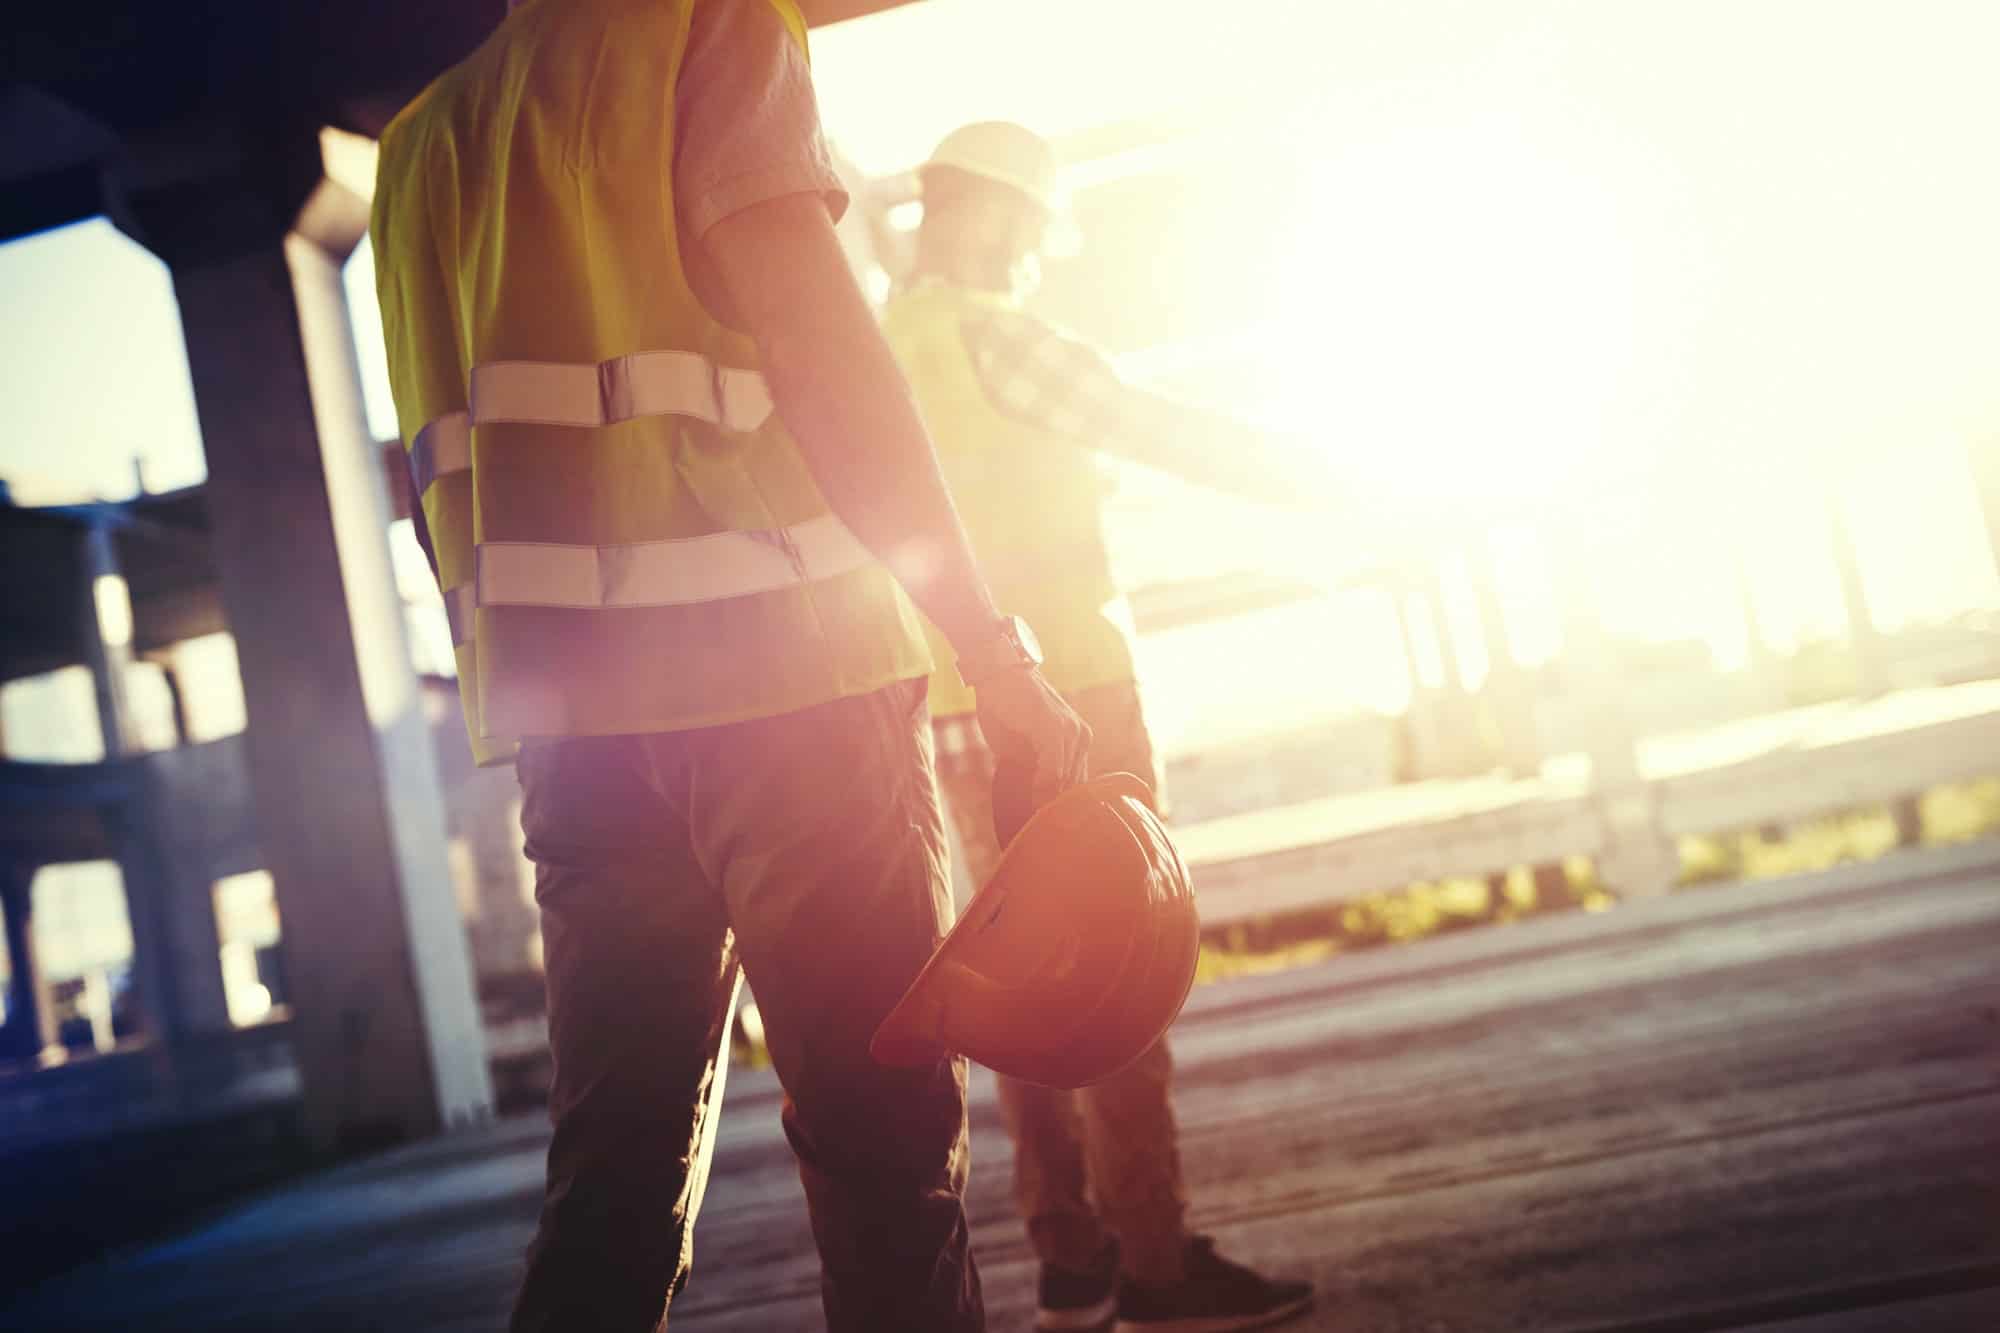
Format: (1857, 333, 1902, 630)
(8, 0, 1984, 1292)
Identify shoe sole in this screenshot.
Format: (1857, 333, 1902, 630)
(1038, 1294, 1117, 1331)
(1110, 1290, 1314, 1333)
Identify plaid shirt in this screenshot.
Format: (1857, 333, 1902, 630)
(957, 300, 1160, 452)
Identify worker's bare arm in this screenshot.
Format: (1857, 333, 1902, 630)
(702, 192, 1004, 649)
(702, 192, 1089, 796)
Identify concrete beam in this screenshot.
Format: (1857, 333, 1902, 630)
(0, 86, 120, 243)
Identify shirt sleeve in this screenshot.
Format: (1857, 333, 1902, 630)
(674, 0, 850, 241)
(961, 307, 1167, 452)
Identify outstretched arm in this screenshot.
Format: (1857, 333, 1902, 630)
(1099, 390, 1330, 508)
(965, 310, 1335, 508)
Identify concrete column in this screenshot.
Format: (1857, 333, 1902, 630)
(76, 519, 191, 1051)
(1413, 560, 1489, 778)
(1825, 493, 1890, 698)
(1469, 535, 1542, 778)
(152, 845, 234, 1041)
(453, 768, 542, 979)
(131, 743, 251, 1041)
(1547, 526, 1676, 898)
(103, 769, 243, 1045)
(95, 799, 176, 1049)
(140, 143, 490, 1147)
(73, 479, 233, 1050)
(1727, 537, 1786, 713)
(78, 521, 137, 759)
(1891, 794, 1925, 849)
(1548, 540, 1634, 782)
(1, 862, 47, 1062)
(1390, 587, 1441, 783)
(1531, 861, 1573, 908)
(159, 664, 192, 746)
(1422, 563, 1468, 697)
(1967, 434, 2000, 590)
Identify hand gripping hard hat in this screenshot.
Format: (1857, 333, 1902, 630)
(872, 774, 1200, 1089)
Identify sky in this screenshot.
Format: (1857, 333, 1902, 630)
(814, 0, 2000, 704)
(0, 218, 206, 503)
(2, 0, 1997, 758)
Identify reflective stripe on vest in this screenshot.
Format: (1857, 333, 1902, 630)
(405, 350, 776, 501)
(404, 350, 865, 614)
(473, 352, 773, 433)
(476, 513, 874, 610)
(410, 412, 471, 498)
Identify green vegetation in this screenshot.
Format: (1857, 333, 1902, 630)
(1194, 858, 1612, 985)
(1677, 775, 2000, 886)
(1195, 776, 2000, 985)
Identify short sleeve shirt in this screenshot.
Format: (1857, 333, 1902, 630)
(674, 0, 849, 242)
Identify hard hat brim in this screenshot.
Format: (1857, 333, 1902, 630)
(871, 772, 1191, 1082)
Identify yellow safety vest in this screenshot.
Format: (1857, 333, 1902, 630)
(881, 282, 1136, 719)
(371, 0, 931, 766)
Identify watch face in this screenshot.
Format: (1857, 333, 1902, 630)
(959, 616, 1044, 689)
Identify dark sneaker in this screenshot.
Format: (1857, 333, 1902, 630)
(1036, 1238, 1120, 1331)
(1113, 1235, 1313, 1332)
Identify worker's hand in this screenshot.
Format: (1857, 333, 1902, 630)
(976, 666, 1092, 819)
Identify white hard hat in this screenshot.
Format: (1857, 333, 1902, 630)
(921, 121, 1062, 215)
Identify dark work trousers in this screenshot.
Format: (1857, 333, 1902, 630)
(508, 679, 982, 1333)
(934, 681, 1190, 1285)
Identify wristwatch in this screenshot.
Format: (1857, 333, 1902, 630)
(956, 614, 1044, 689)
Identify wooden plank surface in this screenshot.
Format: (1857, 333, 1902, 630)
(1181, 679, 2000, 924)
(5, 845, 1997, 1332)
(1652, 681, 2000, 837)
(1183, 775, 1601, 925)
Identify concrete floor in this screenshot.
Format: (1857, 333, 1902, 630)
(6, 842, 1998, 1332)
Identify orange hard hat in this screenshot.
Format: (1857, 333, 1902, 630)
(872, 773, 1200, 1089)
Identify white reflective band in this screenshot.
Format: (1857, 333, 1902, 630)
(477, 514, 874, 610)
(443, 583, 474, 645)
(405, 353, 773, 502)
(408, 411, 472, 497)
(470, 351, 773, 434)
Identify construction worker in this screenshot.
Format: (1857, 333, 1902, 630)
(370, 7, 1088, 1332)
(881, 123, 1318, 1333)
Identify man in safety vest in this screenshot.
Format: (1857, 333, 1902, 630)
(881, 123, 1317, 1333)
(370, 8, 1087, 1332)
